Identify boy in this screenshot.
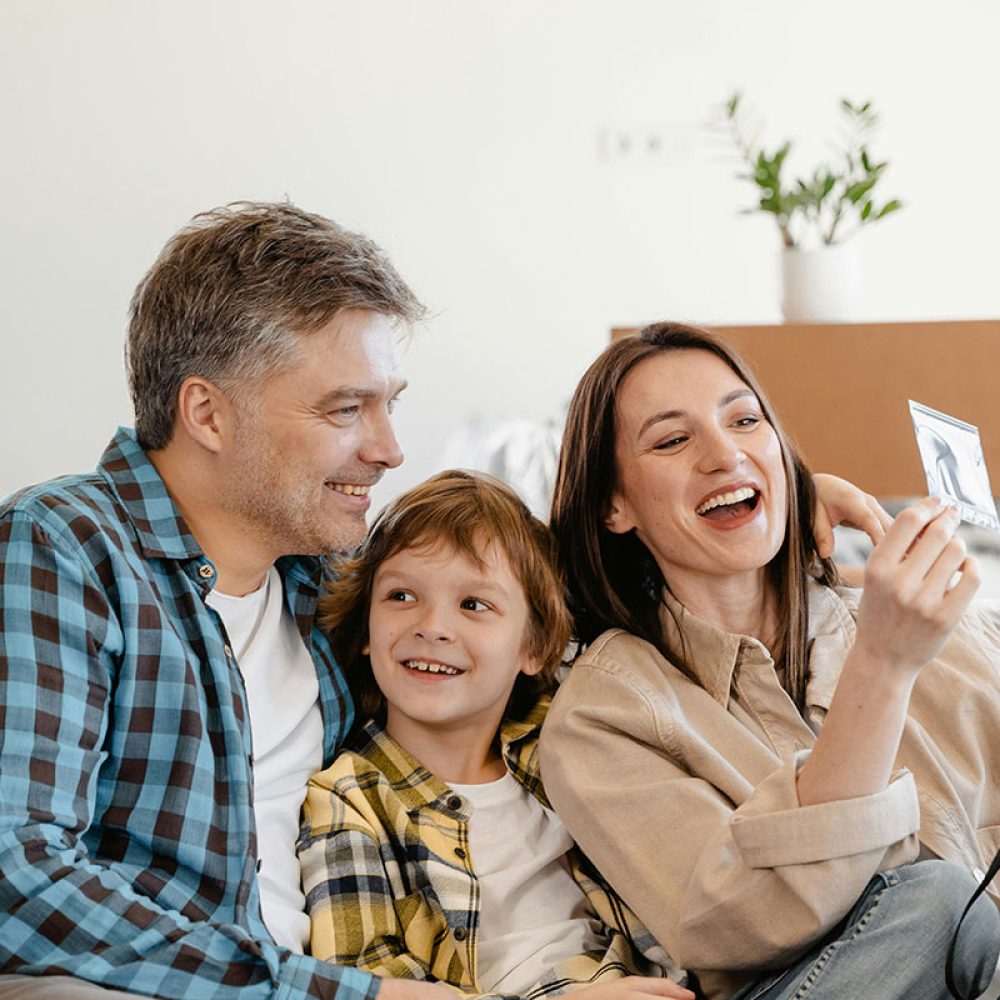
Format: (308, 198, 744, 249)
(297, 470, 695, 1000)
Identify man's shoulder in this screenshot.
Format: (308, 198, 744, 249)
(1, 468, 122, 547)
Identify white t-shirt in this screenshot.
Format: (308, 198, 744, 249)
(207, 567, 323, 953)
(449, 772, 604, 994)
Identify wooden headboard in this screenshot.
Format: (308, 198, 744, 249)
(610, 320, 1000, 498)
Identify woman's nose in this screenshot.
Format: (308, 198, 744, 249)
(698, 430, 745, 473)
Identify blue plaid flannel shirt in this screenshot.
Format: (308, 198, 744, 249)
(0, 427, 378, 1000)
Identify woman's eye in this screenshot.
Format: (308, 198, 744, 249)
(734, 415, 761, 429)
(654, 435, 688, 451)
(460, 597, 490, 612)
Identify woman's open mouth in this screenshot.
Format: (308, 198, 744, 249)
(695, 486, 761, 521)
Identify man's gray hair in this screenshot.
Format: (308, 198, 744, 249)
(126, 201, 425, 449)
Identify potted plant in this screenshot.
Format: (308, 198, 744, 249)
(720, 92, 903, 322)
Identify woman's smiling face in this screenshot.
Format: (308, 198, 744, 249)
(605, 348, 789, 594)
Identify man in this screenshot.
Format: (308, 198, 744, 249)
(0, 202, 444, 999)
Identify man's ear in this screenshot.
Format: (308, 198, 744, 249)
(604, 492, 635, 535)
(174, 376, 232, 455)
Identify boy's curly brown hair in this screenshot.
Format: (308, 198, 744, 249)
(321, 469, 572, 727)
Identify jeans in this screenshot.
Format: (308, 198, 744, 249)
(727, 861, 1000, 1000)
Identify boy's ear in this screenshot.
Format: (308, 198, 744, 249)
(604, 491, 635, 535)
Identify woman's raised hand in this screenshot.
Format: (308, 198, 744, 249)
(854, 497, 980, 677)
(811, 473, 894, 559)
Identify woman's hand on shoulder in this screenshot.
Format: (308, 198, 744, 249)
(574, 976, 695, 1000)
(811, 473, 893, 559)
(854, 497, 980, 677)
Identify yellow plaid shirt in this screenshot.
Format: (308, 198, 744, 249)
(298, 698, 684, 999)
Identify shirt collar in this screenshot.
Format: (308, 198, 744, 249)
(354, 700, 549, 816)
(657, 580, 857, 713)
(657, 590, 751, 706)
(97, 427, 203, 561)
(97, 427, 327, 586)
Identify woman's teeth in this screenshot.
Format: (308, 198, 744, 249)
(696, 486, 756, 515)
(404, 660, 461, 676)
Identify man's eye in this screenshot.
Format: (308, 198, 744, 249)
(332, 405, 360, 420)
(387, 396, 402, 415)
(460, 597, 490, 612)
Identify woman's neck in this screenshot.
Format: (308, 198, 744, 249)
(666, 568, 778, 648)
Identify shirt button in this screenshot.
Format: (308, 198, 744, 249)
(974, 867, 986, 882)
(224, 644, 233, 659)
(453, 927, 467, 941)
(198, 564, 214, 579)
(447, 795, 463, 811)
(454, 847, 467, 860)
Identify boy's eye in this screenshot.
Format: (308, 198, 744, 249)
(386, 589, 415, 603)
(460, 597, 490, 612)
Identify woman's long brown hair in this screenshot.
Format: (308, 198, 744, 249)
(549, 321, 839, 711)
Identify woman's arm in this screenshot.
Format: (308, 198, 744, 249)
(539, 650, 920, 976)
(797, 496, 979, 805)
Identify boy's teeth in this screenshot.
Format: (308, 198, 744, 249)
(404, 660, 460, 676)
(696, 486, 756, 515)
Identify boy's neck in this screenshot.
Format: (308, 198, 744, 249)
(384, 715, 507, 785)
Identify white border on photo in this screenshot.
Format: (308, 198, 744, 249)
(908, 400, 1000, 532)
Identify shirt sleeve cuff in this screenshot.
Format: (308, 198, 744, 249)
(730, 754, 921, 868)
(277, 953, 381, 1000)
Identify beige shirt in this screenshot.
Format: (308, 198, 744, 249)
(540, 583, 1000, 1000)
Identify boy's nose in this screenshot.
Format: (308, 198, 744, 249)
(414, 613, 454, 643)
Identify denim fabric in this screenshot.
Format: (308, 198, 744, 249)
(728, 861, 1000, 1000)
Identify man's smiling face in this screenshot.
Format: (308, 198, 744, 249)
(222, 308, 406, 560)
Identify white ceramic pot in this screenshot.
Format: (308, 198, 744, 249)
(780, 243, 860, 323)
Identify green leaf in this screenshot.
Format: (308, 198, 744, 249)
(846, 178, 878, 203)
(861, 200, 873, 220)
(877, 200, 903, 218)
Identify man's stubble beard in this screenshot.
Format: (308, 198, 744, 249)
(224, 421, 366, 559)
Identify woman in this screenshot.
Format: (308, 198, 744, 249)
(540, 322, 1000, 1000)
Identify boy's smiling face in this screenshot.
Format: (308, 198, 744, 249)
(366, 537, 542, 777)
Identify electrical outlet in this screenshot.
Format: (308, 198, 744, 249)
(596, 124, 693, 163)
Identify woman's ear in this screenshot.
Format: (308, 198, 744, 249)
(604, 493, 635, 535)
(520, 655, 544, 678)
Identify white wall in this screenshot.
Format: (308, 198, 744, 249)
(3, 0, 999, 509)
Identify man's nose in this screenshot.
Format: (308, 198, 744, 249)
(362, 409, 404, 469)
